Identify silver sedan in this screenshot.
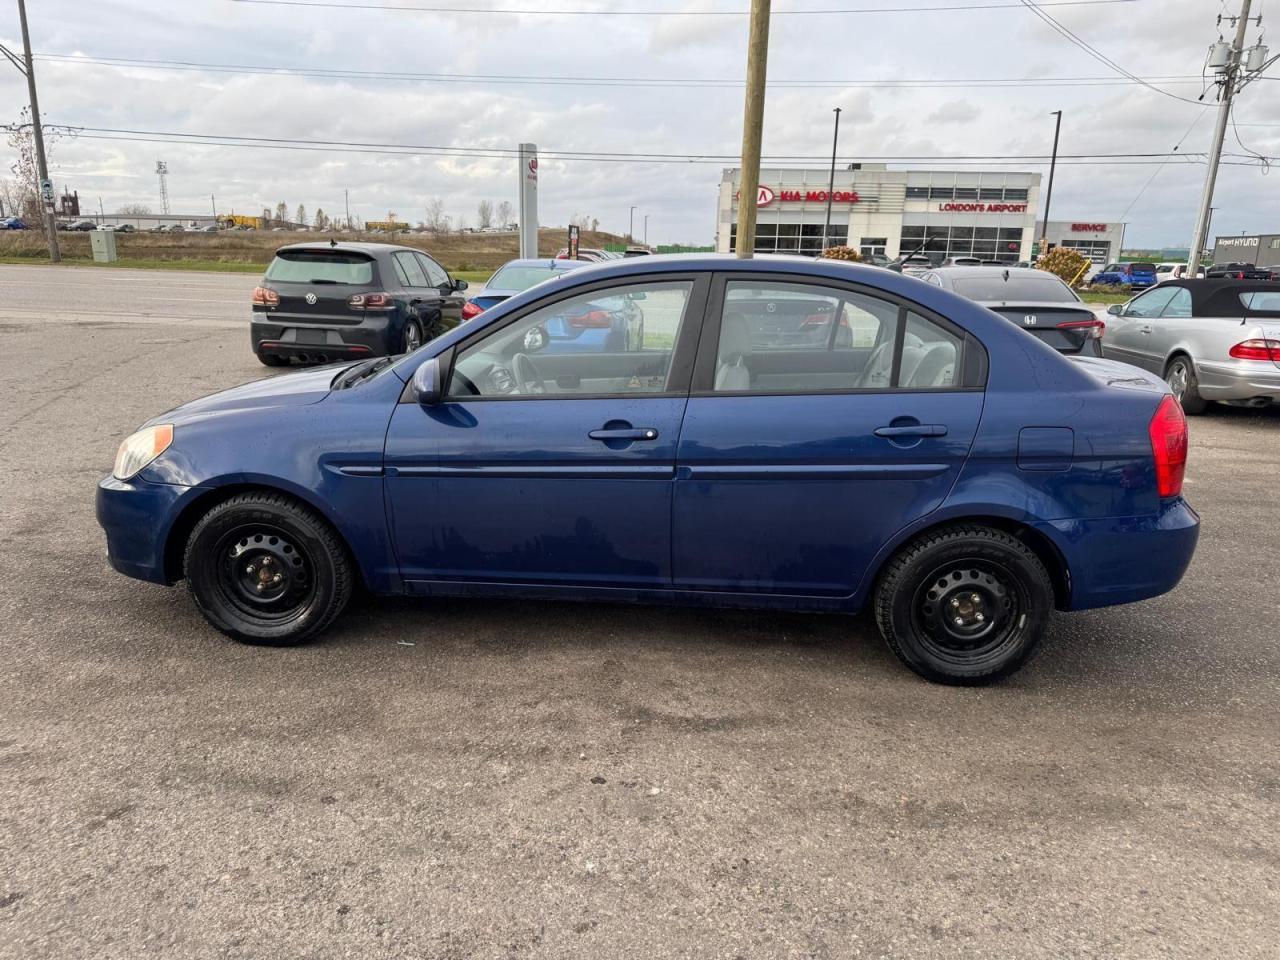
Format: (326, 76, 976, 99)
(1103, 279, 1280, 413)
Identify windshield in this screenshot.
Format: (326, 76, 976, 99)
(487, 265, 571, 292)
(266, 251, 374, 284)
(952, 275, 1076, 301)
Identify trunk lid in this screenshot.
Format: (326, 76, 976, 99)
(258, 248, 379, 327)
(983, 302, 1102, 354)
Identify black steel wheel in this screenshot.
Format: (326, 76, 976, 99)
(183, 492, 353, 646)
(874, 525, 1053, 684)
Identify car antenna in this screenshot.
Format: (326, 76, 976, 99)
(330, 238, 338, 247)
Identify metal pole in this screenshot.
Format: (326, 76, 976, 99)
(211, 194, 217, 219)
(629, 205, 636, 241)
(1040, 110, 1062, 249)
(735, 0, 772, 259)
(644, 214, 650, 245)
(17, 0, 59, 262)
(821, 107, 842, 253)
(1189, 0, 1253, 275)
(344, 189, 350, 230)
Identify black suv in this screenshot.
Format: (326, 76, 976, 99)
(251, 242, 468, 365)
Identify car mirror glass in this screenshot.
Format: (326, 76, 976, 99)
(1106, 303, 1123, 316)
(453, 278, 469, 292)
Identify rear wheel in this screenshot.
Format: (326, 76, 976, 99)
(402, 320, 424, 354)
(1165, 356, 1207, 415)
(183, 492, 353, 646)
(874, 525, 1054, 684)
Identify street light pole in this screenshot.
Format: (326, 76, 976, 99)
(644, 214, 650, 245)
(1188, 0, 1254, 275)
(821, 107, 842, 253)
(735, 0, 772, 259)
(629, 205, 636, 242)
(1039, 110, 1062, 251)
(16, 0, 59, 262)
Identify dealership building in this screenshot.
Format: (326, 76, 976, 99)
(716, 164, 1043, 262)
(1034, 219, 1127, 265)
(1212, 233, 1280, 268)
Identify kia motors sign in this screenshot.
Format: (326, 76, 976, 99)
(736, 186, 860, 207)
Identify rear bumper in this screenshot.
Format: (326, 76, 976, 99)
(1193, 359, 1280, 403)
(251, 311, 400, 361)
(1038, 498, 1200, 611)
(96, 475, 191, 585)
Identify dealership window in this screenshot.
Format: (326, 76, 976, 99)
(978, 188, 1004, 201)
(954, 187, 979, 200)
(929, 187, 955, 200)
(905, 186, 929, 199)
(1271, 238, 1280, 249)
(1062, 239, 1111, 264)
(898, 223, 1022, 263)
(1004, 188, 1029, 201)
(859, 237, 888, 257)
(729, 224, 847, 256)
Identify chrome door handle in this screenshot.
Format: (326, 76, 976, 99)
(874, 424, 948, 438)
(589, 427, 659, 441)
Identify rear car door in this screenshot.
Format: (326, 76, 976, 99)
(417, 252, 465, 333)
(1104, 287, 1177, 372)
(672, 274, 984, 596)
(384, 273, 708, 589)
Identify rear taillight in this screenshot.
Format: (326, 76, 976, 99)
(1148, 394, 1188, 499)
(569, 309, 612, 328)
(348, 292, 394, 310)
(461, 300, 484, 320)
(1057, 318, 1105, 340)
(1229, 338, 1280, 361)
(252, 286, 279, 306)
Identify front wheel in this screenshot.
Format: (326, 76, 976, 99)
(1165, 356, 1207, 415)
(183, 492, 353, 646)
(874, 525, 1054, 684)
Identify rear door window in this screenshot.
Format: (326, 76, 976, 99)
(394, 252, 430, 287)
(265, 251, 374, 284)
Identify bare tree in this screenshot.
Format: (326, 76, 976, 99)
(0, 178, 28, 219)
(455, 214, 469, 234)
(496, 199, 513, 229)
(261, 207, 273, 226)
(274, 201, 288, 225)
(425, 197, 447, 233)
(477, 199, 493, 230)
(4, 107, 64, 233)
(295, 204, 308, 227)
(314, 207, 329, 230)
(117, 203, 152, 215)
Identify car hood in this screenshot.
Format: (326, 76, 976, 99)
(149, 364, 339, 424)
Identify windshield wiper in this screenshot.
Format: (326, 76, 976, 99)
(333, 356, 394, 389)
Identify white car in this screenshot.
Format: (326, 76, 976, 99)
(1156, 262, 1204, 282)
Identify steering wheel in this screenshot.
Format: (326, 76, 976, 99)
(512, 352, 546, 395)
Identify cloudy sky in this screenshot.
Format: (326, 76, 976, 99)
(2, 0, 1276, 246)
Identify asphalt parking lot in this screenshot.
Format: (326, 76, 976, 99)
(2, 263, 1278, 959)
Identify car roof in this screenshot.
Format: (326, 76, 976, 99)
(1156, 278, 1280, 316)
(495, 258, 584, 271)
(926, 266, 1063, 281)
(274, 241, 424, 256)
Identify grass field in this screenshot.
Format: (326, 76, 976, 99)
(0, 226, 628, 276)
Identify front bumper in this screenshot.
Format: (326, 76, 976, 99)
(1038, 497, 1200, 611)
(1193, 359, 1280, 403)
(96, 475, 193, 585)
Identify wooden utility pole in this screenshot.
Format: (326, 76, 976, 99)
(735, 0, 771, 259)
(16, 0, 60, 262)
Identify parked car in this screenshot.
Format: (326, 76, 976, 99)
(860, 253, 892, 268)
(99, 255, 1198, 685)
(462, 257, 586, 319)
(250, 241, 468, 366)
(1103, 278, 1280, 414)
(938, 256, 983, 267)
(1155, 262, 1204, 282)
(624, 247, 653, 257)
(554, 247, 610, 262)
(0, 216, 26, 230)
(198, 224, 219, 233)
(887, 255, 934, 275)
(920, 267, 1104, 356)
(1091, 262, 1158, 289)
(1205, 261, 1273, 281)
(67, 219, 97, 231)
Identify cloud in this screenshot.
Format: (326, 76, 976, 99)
(925, 100, 980, 126)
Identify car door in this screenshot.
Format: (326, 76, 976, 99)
(384, 273, 708, 590)
(1104, 286, 1177, 372)
(671, 274, 984, 597)
(391, 250, 441, 328)
(417, 252, 464, 333)
(1143, 286, 1194, 373)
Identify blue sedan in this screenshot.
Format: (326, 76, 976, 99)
(97, 255, 1199, 684)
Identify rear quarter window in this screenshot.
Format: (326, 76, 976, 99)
(265, 251, 374, 284)
(1241, 291, 1280, 311)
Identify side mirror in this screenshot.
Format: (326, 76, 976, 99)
(1106, 303, 1124, 316)
(452, 278, 469, 292)
(625, 290, 647, 301)
(411, 356, 444, 405)
(522, 324, 549, 353)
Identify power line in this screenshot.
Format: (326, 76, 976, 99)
(1116, 112, 1206, 222)
(1016, 0, 1207, 106)
(225, 0, 1140, 14)
(30, 52, 1206, 90)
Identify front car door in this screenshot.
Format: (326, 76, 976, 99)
(417, 252, 464, 334)
(384, 273, 708, 590)
(1103, 286, 1177, 372)
(1142, 286, 1194, 374)
(672, 274, 984, 596)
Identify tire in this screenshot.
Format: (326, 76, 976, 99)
(402, 319, 424, 354)
(256, 351, 286, 367)
(1165, 356, 1208, 415)
(183, 492, 353, 646)
(873, 525, 1054, 685)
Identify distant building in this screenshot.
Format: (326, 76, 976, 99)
(1212, 234, 1280, 269)
(1035, 220, 1127, 265)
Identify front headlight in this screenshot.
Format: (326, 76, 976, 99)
(113, 424, 174, 480)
